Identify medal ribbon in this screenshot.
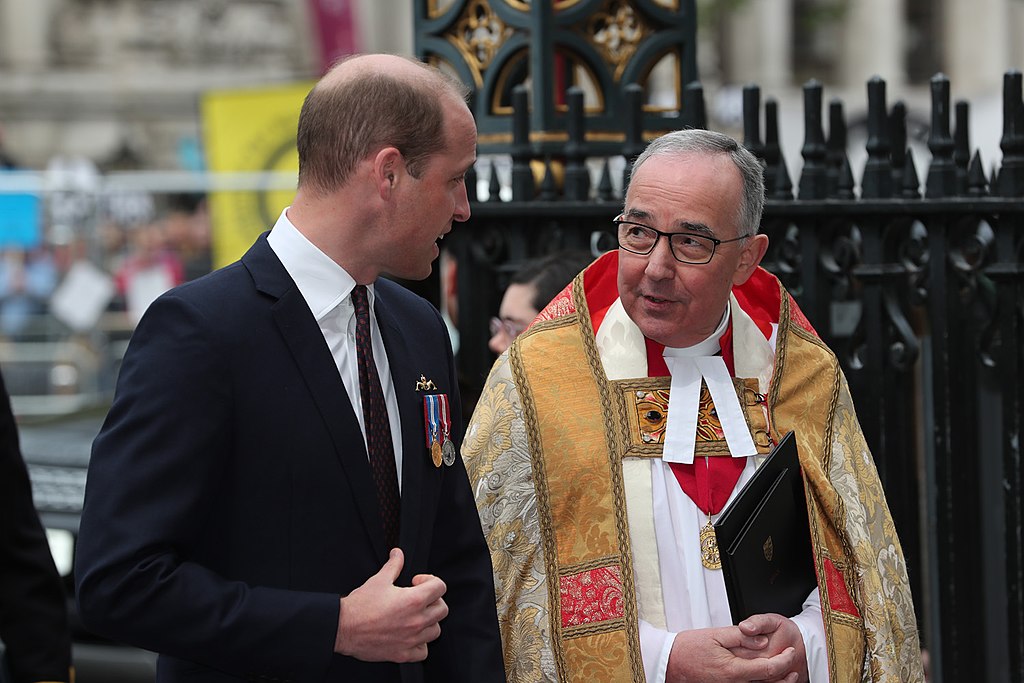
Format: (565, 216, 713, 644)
(423, 394, 440, 447)
(437, 393, 451, 444)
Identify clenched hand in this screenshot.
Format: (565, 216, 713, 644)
(334, 548, 449, 663)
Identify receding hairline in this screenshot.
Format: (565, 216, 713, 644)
(316, 53, 469, 104)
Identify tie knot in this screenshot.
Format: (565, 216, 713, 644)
(352, 284, 369, 319)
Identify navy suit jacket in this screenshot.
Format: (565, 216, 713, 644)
(75, 235, 505, 682)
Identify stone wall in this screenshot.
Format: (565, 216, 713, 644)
(0, 0, 317, 169)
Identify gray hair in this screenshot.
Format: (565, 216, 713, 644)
(630, 129, 766, 236)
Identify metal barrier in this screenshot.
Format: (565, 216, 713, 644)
(0, 170, 297, 418)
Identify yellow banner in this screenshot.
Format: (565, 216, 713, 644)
(201, 81, 314, 268)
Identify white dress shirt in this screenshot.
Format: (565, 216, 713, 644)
(267, 209, 403, 491)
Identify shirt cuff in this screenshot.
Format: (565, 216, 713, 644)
(639, 618, 676, 683)
(790, 588, 830, 682)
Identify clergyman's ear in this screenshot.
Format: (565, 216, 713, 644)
(732, 233, 769, 286)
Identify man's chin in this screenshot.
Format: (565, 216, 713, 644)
(635, 316, 693, 349)
(381, 262, 433, 282)
(412, 261, 436, 282)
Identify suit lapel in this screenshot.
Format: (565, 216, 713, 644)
(243, 236, 391, 561)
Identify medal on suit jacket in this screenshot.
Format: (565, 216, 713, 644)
(437, 393, 456, 466)
(431, 438, 443, 468)
(423, 393, 456, 467)
(442, 439, 456, 467)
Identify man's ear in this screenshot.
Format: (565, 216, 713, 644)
(732, 233, 769, 286)
(373, 147, 403, 197)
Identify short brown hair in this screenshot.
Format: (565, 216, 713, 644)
(296, 57, 470, 195)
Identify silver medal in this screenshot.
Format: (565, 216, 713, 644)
(441, 437, 456, 466)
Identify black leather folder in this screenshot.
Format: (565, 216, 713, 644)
(713, 430, 817, 624)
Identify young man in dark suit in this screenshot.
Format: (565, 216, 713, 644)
(75, 53, 504, 682)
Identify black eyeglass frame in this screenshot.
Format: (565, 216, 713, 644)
(613, 216, 752, 265)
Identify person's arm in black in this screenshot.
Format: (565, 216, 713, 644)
(0, 371, 72, 683)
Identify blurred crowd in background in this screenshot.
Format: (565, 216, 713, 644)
(0, 131, 214, 415)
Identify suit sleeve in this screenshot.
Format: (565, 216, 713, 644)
(74, 293, 339, 680)
(0, 371, 73, 683)
(419, 305, 506, 683)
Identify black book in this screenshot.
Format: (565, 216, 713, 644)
(713, 430, 817, 624)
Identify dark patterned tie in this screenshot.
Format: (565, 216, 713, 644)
(351, 284, 400, 549)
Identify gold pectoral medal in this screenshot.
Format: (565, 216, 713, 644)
(699, 518, 722, 570)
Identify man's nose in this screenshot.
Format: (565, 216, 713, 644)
(644, 236, 677, 279)
(453, 183, 471, 222)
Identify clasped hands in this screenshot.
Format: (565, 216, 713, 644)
(667, 613, 810, 683)
(334, 548, 448, 663)
(331, 549, 811, 680)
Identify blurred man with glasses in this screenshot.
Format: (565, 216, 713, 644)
(463, 128, 923, 683)
(487, 249, 594, 355)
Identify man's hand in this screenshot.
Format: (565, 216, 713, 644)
(734, 613, 809, 682)
(334, 548, 449, 663)
(665, 618, 805, 683)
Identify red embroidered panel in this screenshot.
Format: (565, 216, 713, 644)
(535, 281, 577, 324)
(824, 557, 860, 618)
(559, 565, 625, 628)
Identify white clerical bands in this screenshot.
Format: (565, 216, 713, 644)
(662, 355, 759, 465)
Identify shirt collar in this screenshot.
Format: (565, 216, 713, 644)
(267, 208, 373, 321)
(662, 306, 730, 358)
